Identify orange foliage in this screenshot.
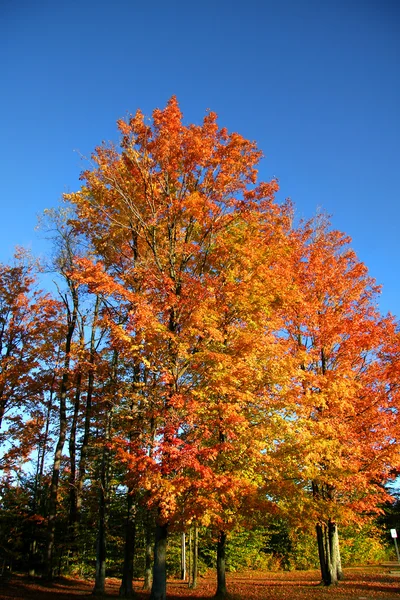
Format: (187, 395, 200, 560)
(62, 97, 400, 570)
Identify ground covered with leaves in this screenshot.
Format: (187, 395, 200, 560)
(0, 567, 399, 599)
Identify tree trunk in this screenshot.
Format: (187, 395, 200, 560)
(190, 525, 198, 589)
(29, 433, 42, 576)
(188, 527, 192, 588)
(331, 522, 343, 581)
(92, 492, 107, 596)
(68, 368, 82, 541)
(92, 416, 113, 595)
(119, 489, 136, 598)
(336, 532, 343, 581)
(39, 382, 56, 508)
(329, 519, 343, 582)
(0, 398, 5, 432)
(325, 522, 335, 586)
(76, 296, 99, 521)
(144, 417, 156, 591)
(150, 523, 168, 600)
(316, 520, 341, 586)
(45, 371, 69, 579)
(215, 530, 227, 598)
(93, 350, 114, 596)
(45, 345, 74, 577)
(316, 523, 329, 585)
(143, 514, 153, 590)
(29, 388, 54, 577)
(45, 284, 79, 579)
(180, 532, 186, 581)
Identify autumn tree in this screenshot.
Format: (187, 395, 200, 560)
(272, 215, 400, 585)
(64, 96, 287, 599)
(37, 209, 109, 579)
(0, 252, 60, 472)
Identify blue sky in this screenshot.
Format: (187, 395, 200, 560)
(1, 0, 399, 316)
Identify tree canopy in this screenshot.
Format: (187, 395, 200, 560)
(0, 98, 399, 598)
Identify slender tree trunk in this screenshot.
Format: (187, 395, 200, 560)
(0, 339, 14, 431)
(328, 519, 342, 583)
(45, 339, 75, 577)
(335, 527, 343, 581)
(144, 416, 156, 590)
(215, 530, 227, 598)
(329, 521, 343, 581)
(93, 347, 117, 596)
(92, 485, 107, 596)
(29, 388, 55, 577)
(190, 525, 198, 589)
(68, 368, 82, 541)
(143, 513, 153, 591)
(45, 368, 70, 579)
(28, 446, 40, 577)
(46, 283, 79, 580)
(180, 532, 186, 581)
(119, 489, 136, 598)
(324, 523, 335, 585)
(0, 399, 5, 432)
(39, 383, 56, 503)
(188, 528, 192, 588)
(76, 296, 99, 519)
(150, 523, 168, 600)
(316, 523, 329, 585)
(92, 404, 113, 596)
(76, 365, 95, 510)
(29, 431, 42, 577)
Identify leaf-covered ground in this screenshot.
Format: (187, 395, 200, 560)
(0, 567, 399, 599)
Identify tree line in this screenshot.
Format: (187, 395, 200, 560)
(0, 97, 399, 599)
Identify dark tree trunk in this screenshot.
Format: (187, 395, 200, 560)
(316, 523, 329, 585)
(76, 363, 94, 511)
(92, 406, 113, 596)
(28, 444, 39, 576)
(39, 381, 56, 506)
(144, 418, 156, 591)
(189, 525, 198, 589)
(76, 296, 99, 522)
(150, 523, 168, 600)
(119, 489, 136, 598)
(92, 493, 107, 596)
(215, 530, 227, 598)
(0, 398, 5, 432)
(45, 297, 77, 579)
(316, 521, 341, 586)
(93, 347, 117, 596)
(29, 386, 55, 577)
(68, 368, 82, 541)
(45, 369, 70, 579)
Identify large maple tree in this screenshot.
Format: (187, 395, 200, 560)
(271, 215, 400, 585)
(64, 96, 290, 599)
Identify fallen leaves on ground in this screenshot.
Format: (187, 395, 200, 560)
(0, 567, 399, 599)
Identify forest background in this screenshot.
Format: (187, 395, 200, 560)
(0, 2, 399, 600)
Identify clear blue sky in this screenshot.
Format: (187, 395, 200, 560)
(1, 0, 399, 316)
